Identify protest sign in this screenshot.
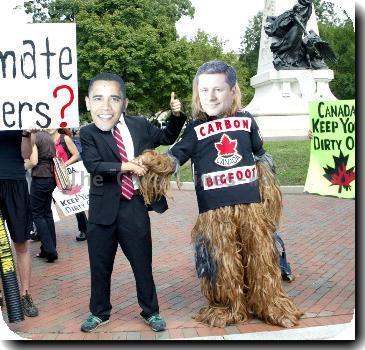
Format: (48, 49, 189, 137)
(304, 100, 355, 199)
(0, 23, 78, 130)
(53, 161, 90, 216)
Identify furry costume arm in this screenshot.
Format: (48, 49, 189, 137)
(254, 152, 277, 174)
(135, 122, 197, 205)
(135, 150, 177, 205)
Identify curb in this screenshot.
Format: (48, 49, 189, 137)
(171, 181, 304, 194)
(175, 322, 355, 341)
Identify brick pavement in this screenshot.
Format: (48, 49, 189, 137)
(2, 190, 355, 340)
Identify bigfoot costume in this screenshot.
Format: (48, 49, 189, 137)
(138, 110, 302, 328)
(137, 59, 302, 328)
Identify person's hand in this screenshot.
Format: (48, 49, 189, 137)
(170, 92, 181, 117)
(135, 156, 146, 167)
(23, 128, 40, 134)
(24, 159, 32, 170)
(122, 161, 147, 176)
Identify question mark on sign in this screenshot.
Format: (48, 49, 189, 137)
(53, 85, 74, 128)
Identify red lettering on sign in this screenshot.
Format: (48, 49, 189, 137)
(234, 120, 240, 128)
(242, 119, 249, 129)
(236, 170, 243, 180)
(208, 124, 214, 134)
(215, 121, 222, 130)
(220, 174, 226, 184)
(224, 119, 231, 129)
(200, 126, 206, 137)
(206, 177, 213, 187)
(228, 172, 234, 183)
(245, 169, 251, 178)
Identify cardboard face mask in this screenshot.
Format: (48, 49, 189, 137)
(85, 80, 127, 131)
(197, 73, 235, 117)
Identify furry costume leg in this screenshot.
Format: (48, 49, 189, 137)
(239, 161, 302, 327)
(191, 162, 302, 328)
(192, 209, 250, 327)
(137, 151, 302, 327)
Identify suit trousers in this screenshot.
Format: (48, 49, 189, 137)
(87, 194, 159, 319)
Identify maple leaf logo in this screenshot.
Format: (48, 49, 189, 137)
(215, 134, 237, 157)
(323, 150, 355, 193)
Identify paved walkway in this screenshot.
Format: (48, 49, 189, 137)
(2, 189, 355, 340)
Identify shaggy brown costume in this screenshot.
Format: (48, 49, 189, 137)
(136, 150, 177, 205)
(138, 152, 302, 328)
(191, 161, 302, 327)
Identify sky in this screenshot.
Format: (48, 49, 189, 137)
(176, 0, 356, 53)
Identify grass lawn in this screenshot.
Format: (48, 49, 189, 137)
(157, 140, 311, 185)
(264, 140, 310, 186)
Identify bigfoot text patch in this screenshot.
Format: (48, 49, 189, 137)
(214, 134, 242, 167)
(202, 165, 258, 190)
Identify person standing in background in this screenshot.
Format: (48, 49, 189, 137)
(0, 130, 39, 317)
(25, 131, 58, 263)
(48, 128, 89, 242)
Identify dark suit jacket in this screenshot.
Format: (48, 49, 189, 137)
(80, 114, 186, 225)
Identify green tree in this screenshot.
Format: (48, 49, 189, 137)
(318, 20, 355, 99)
(313, 0, 353, 25)
(182, 31, 251, 111)
(239, 11, 262, 78)
(238, 11, 262, 104)
(313, 0, 355, 99)
(24, 0, 197, 117)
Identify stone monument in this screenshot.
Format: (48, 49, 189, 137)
(245, 0, 337, 139)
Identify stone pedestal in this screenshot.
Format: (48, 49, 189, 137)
(246, 69, 337, 138)
(245, 0, 337, 139)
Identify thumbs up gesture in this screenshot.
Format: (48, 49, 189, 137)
(170, 92, 181, 117)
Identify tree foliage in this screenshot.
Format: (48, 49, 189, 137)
(313, 0, 353, 25)
(239, 11, 263, 104)
(24, 0, 249, 119)
(318, 20, 355, 99)
(25, 0, 197, 117)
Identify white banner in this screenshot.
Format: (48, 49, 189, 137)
(0, 23, 79, 130)
(52, 161, 90, 216)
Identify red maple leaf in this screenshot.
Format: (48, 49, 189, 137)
(330, 163, 355, 188)
(323, 150, 355, 193)
(215, 134, 237, 156)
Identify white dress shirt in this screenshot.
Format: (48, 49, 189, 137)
(114, 114, 139, 190)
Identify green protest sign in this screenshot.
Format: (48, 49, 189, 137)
(304, 100, 355, 199)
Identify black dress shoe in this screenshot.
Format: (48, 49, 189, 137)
(76, 231, 87, 241)
(30, 232, 40, 241)
(46, 253, 58, 263)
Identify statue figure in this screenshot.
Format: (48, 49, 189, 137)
(264, 0, 336, 70)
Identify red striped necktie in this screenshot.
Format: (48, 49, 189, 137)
(113, 125, 134, 200)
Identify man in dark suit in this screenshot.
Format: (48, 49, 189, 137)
(79, 73, 186, 332)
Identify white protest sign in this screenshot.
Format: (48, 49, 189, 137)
(0, 23, 79, 130)
(53, 161, 90, 216)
